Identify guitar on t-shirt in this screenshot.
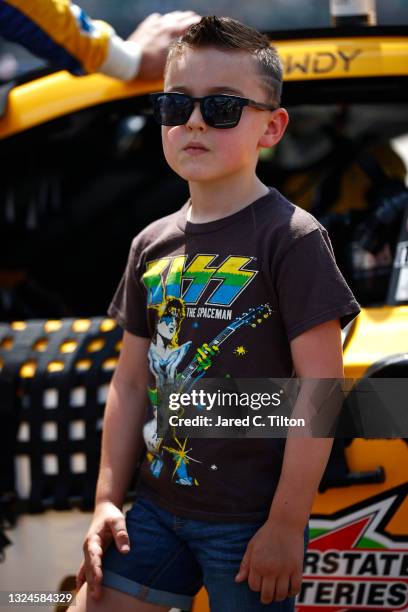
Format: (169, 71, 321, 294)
(177, 303, 273, 392)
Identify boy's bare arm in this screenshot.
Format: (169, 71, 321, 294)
(95, 330, 150, 508)
(76, 331, 150, 600)
(235, 319, 344, 604)
(268, 318, 343, 529)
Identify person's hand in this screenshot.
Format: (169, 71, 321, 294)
(127, 11, 201, 80)
(76, 501, 130, 601)
(234, 520, 305, 604)
(195, 342, 220, 372)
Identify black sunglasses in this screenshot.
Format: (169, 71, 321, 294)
(150, 92, 279, 129)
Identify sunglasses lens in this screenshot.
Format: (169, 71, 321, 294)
(203, 96, 243, 128)
(152, 94, 192, 126)
(151, 94, 245, 128)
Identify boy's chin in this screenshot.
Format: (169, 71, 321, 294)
(175, 168, 230, 183)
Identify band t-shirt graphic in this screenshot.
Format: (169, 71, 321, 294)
(107, 188, 361, 522)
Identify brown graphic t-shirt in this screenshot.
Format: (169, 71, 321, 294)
(107, 188, 361, 522)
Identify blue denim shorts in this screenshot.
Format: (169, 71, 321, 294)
(101, 496, 310, 611)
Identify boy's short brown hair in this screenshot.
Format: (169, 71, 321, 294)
(165, 15, 283, 105)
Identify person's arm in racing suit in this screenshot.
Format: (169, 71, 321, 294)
(0, 0, 199, 80)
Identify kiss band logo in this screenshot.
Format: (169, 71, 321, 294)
(297, 484, 408, 611)
(142, 254, 257, 307)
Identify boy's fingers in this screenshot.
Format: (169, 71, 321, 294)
(76, 562, 86, 591)
(88, 566, 103, 601)
(108, 516, 130, 553)
(288, 573, 302, 596)
(248, 568, 262, 592)
(260, 577, 276, 605)
(274, 574, 289, 602)
(235, 551, 250, 582)
(83, 534, 104, 596)
(87, 564, 103, 601)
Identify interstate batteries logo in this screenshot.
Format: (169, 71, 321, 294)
(297, 484, 408, 611)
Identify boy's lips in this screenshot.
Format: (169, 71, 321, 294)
(183, 141, 209, 155)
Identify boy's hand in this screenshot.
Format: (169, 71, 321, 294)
(234, 520, 305, 604)
(76, 501, 130, 601)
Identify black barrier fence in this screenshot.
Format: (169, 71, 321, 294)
(0, 318, 142, 519)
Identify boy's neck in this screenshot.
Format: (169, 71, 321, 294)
(187, 175, 270, 223)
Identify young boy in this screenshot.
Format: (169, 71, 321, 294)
(71, 16, 360, 612)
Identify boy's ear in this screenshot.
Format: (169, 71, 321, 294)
(258, 108, 289, 148)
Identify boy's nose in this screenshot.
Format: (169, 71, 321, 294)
(185, 101, 206, 131)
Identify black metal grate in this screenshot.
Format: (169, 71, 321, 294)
(0, 317, 129, 514)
